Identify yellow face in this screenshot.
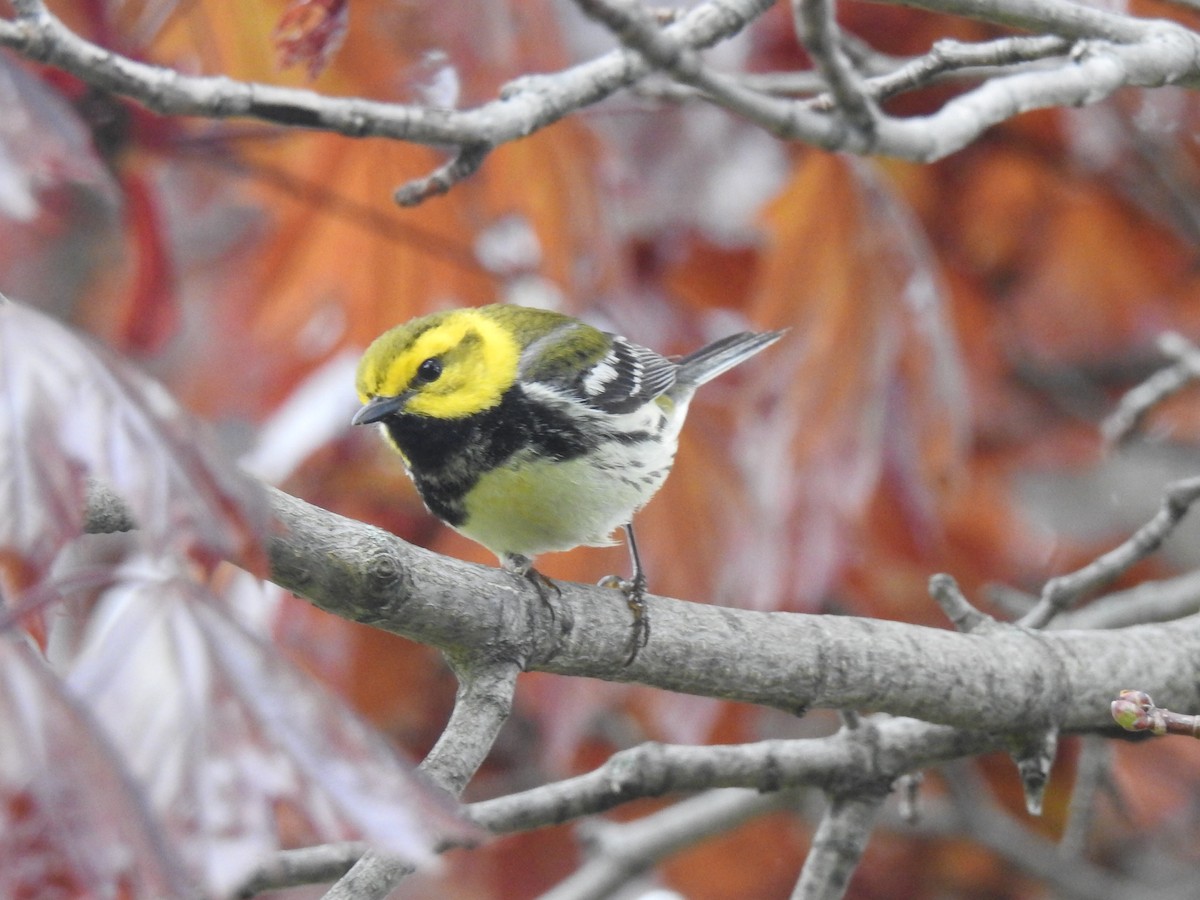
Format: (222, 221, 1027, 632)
(356, 308, 521, 419)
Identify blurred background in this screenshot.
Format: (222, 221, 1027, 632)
(6, 0, 1200, 896)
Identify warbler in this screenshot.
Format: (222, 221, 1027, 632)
(352, 304, 784, 663)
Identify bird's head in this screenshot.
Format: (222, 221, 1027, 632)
(353, 308, 521, 424)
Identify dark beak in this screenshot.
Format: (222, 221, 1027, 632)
(351, 394, 407, 426)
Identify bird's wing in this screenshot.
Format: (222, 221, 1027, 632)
(520, 322, 677, 415)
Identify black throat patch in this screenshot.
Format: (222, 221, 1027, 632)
(382, 386, 590, 526)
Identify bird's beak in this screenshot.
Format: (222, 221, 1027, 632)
(352, 394, 407, 426)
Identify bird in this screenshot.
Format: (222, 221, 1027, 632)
(352, 303, 785, 664)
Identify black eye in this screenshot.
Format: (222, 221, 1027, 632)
(415, 357, 443, 384)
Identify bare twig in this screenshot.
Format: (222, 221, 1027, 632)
(422, 659, 521, 794)
(865, 29, 1200, 161)
(714, 34, 1072, 103)
(234, 843, 366, 899)
(573, 0, 848, 146)
(853, 35, 1074, 105)
(239, 717, 970, 897)
(319, 621, 523, 897)
(574, 0, 1200, 161)
(1020, 476, 1200, 629)
(541, 789, 794, 900)
(1102, 332, 1200, 445)
(1053, 569, 1200, 630)
(1, 0, 1196, 179)
(394, 144, 491, 206)
(929, 573, 994, 633)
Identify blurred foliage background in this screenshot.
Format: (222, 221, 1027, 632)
(7, 0, 1200, 896)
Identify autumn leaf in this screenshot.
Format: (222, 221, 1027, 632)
(0, 298, 268, 595)
(61, 558, 478, 895)
(272, 0, 349, 80)
(0, 638, 193, 899)
(729, 154, 970, 611)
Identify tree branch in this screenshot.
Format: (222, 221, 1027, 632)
(847, 35, 1074, 106)
(865, 28, 1200, 160)
(421, 659, 521, 795)
(792, 0, 879, 141)
(575, 0, 850, 146)
(0, 0, 772, 148)
(791, 790, 887, 900)
(83, 483, 1200, 735)
(5, 0, 1194, 185)
(929, 573, 995, 633)
(467, 716, 991, 834)
(892, 0, 1177, 41)
(1054, 569, 1200, 630)
(541, 789, 793, 900)
(573, 0, 1200, 160)
(233, 843, 366, 899)
(1102, 332, 1200, 445)
(393, 144, 491, 207)
(322, 658, 522, 899)
(1020, 475, 1200, 628)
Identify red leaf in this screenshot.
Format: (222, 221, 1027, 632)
(0, 639, 193, 898)
(273, 0, 349, 80)
(0, 298, 268, 596)
(62, 559, 478, 895)
(0, 54, 120, 223)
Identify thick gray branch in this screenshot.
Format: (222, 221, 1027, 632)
(83, 485, 1200, 735)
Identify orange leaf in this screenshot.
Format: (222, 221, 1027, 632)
(736, 154, 970, 608)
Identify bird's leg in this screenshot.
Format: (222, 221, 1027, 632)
(598, 523, 650, 665)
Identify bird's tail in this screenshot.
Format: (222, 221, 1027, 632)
(676, 329, 787, 388)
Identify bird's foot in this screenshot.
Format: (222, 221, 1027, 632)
(520, 568, 561, 623)
(598, 572, 650, 665)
